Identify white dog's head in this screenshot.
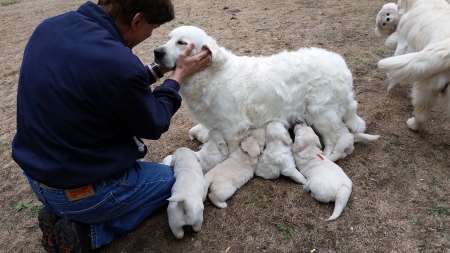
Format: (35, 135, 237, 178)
(292, 123, 322, 153)
(375, 3, 399, 37)
(154, 26, 224, 70)
(240, 128, 265, 158)
(266, 121, 292, 145)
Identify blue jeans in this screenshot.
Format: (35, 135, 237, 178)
(26, 161, 175, 249)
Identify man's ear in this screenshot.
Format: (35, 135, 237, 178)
(131, 12, 145, 31)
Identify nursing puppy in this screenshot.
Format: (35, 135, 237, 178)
(161, 129, 228, 174)
(378, 0, 450, 130)
(195, 129, 229, 174)
(154, 25, 377, 158)
(255, 121, 306, 184)
(167, 147, 206, 239)
(292, 123, 352, 221)
(204, 128, 265, 208)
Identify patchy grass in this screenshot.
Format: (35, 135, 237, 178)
(11, 199, 42, 218)
(1, 0, 19, 6)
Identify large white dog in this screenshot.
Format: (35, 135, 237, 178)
(378, 0, 450, 131)
(155, 25, 378, 155)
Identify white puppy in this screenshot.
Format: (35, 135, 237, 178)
(189, 123, 210, 143)
(161, 129, 228, 174)
(255, 121, 306, 184)
(378, 0, 450, 130)
(204, 128, 265, 208)
(154, 25, 378, 159)
(292, 123, 352, 221)
(195, 129, 229, 174)
(167, 147, 206, 239)
(374, 3, 400, 50)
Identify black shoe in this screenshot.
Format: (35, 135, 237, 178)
(53, 218, 91, 253)
(38, 207, 60, 253)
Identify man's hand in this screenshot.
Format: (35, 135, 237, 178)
(168, 43, 211, 84)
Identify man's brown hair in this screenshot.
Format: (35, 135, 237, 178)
(98, 0, 175, 25)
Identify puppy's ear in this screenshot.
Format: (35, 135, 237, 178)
(241, 137, 260, 157)
(167, 195, 185, 203)
(169, 155, 175, 167)
(397, 0, 407, 15)
(281, 132, 293, 145)
(218, 141, 229, 157)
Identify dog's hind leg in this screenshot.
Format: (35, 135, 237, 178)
(328, 132, 354, 162)
(168, 220, 185, 239)
(280, 159, 307, 184)
(313, 116, 347, 156)
(208, 192, 228, 208)
(407, 83, 439, 131)
(282, 168, 307, 184)
(342, 98, 366, 133)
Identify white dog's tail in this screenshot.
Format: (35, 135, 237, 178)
(328, 185, 352, 221)
(353, 133, 380, 143)
(378, 38, 450, 83)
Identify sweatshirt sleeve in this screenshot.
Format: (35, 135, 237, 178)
(115, 67, 182, 140)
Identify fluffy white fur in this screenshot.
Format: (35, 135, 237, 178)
(378, 0, 450, 130)
(292, 123, 353, 221)
(204, 128, 265, 208)
(327, 131, 380, 162)
(255, 121, 306, 184)
(154, 25, 378, 158)
(161, 129, 228, 174)
(195, 129, 229, 174)
(167, 147, 206, 239)
(374, 3, 400, 50)
(189, 123, 210, 143)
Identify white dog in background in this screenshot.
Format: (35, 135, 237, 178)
(374, 2, 400, 51)
(255, 121, 306, 184)
(154, 25, 378, 159)
(292, 123, 353, 221)
(167, 147, 206, 239)
(378, 0, 450, 131)
(204, 128, 265, 208)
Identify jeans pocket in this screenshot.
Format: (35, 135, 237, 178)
(61, 193, 128, 224)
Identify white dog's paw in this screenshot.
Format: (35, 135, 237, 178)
(161, 155, 173, 166)
(171, 227, 185, 239)
(211, 200, 227, 208)
(406, 117, 424, 131)
(386, 74, 398, 91)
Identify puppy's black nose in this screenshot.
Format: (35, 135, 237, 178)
(154, 48, 165, 60)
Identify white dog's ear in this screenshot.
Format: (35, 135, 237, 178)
(241, 137, 260, 157)
(218, 141, 229, 157)
(202, 36, 225, 66)
(281, 132, 293, 145)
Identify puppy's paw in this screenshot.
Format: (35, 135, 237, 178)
(212, 201, 227, 209)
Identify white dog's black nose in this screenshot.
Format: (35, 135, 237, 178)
(154, 48, 165, 60)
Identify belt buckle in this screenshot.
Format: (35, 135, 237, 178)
(64, 185, 95, 201)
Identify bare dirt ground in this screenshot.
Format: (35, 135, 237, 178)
(1, 0, 449, 252)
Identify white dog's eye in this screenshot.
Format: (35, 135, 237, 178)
(177, 41, 188, 45)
